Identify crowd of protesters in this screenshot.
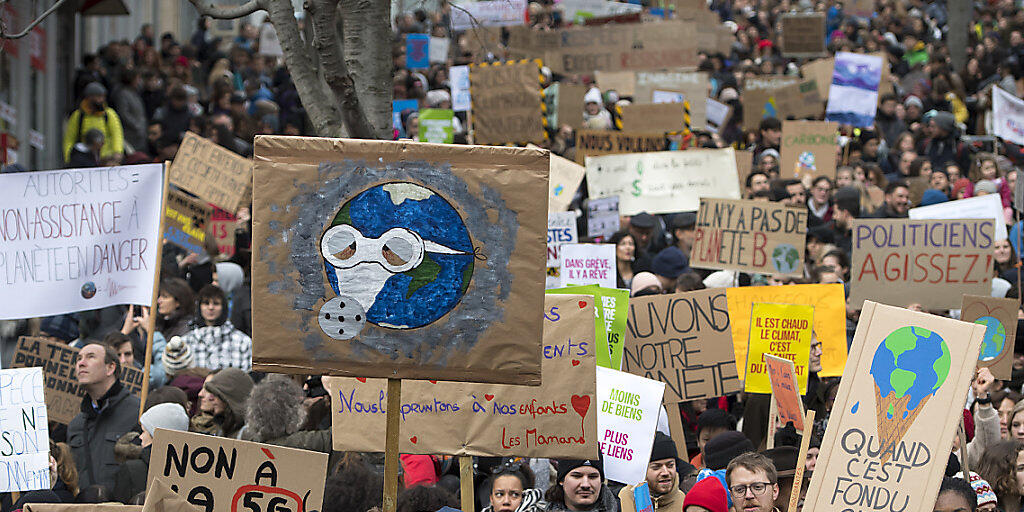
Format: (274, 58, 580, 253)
(1, 0, 1024, 510)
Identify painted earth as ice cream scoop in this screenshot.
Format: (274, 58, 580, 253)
(975, 316, 1006, 361)
(771, 244, 800, 274)
(869, 326, 950, 419)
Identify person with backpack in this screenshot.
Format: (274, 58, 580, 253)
(62, 82, 125, 164)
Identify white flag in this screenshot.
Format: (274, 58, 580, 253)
(993, 86, 1024, 146)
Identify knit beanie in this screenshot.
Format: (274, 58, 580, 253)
(140, 402, 190, 436)
(556, 458, 603, 483)
(683, 476, 729, 512)
(650, 431, 678, 462)
(204, 367, 254, 416)
(162, 336, 194, 375)
(704, 431, 755, 470)
(961, 471, 997, 508)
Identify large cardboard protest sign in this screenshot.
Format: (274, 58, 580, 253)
(909, 194, 1008, 240)
(743, 76, 823, 130)
(470, 60, 545, 145)
(780, 13, 826, 57)
(622, 289, 741, 403)
(780, 121, 839, 180)
(690, 198, 809, 277)
(148, 429, 328, 512)
(549, 153, 586, 212)
(550, 285, 629, 370)
(323, 294, 598, 458)
(801, 58, 834, 98)
(143, 478, 203, 512)
(170, 132, 251, 213)
(24, 507, 140, 512)
(574, 130, 668, 164)
(803, 302, 985, 512)
(744, 303, 813, 394)
(12, 336, 145, 424)
(617, 103, 687, 133)
(586, 148, 741, 215)
(164, 190, 212, 255)
(0, 164, 163, 320)
(595, 70, 637, 96)
(849, 219, 994, 309)
(547, 212, 578, 289)
(766, 354, 805, 432)
(559, 243, 616, 288)
(555, 83, 588, 130)
(633, 70, 709, 129)
(726, 284, 847, 379)
(252, 136, 548, 384)
(597, 367, 665, 484)
(0, 367, 49, 492)
(960, 295, 1017, 380)
(825, 52, 883, 128)
(451, 0, 527, 30)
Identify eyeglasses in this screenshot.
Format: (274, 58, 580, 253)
(730, 482, 773, 496)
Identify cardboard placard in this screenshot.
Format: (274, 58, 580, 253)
(622, 289, 741, 403)
(780, 13, 826, 57)
(585, 148, 741, 215)
(169, 132, 252, 213)
(451, 0, 526, 30)
(0, 164, 165, 320)
(209, 207, 237, 258)
(595, 70, 636, 97)
(164, 190, 213, 255)
(726, 284, 848, 379)
(597, 366, 665, 484)
(617, 103, 687, 133)
(960, 295, 1018, 380)
(143, 478, 203, 512)
(743, 80, 823, 130)
(547, 212, 579, 289)
(557, 83, 589, 130)
(323, 294, 598, 458)
(406, 33, 430, 69)
(574, 129, 668, 164)
(12, 336, 145, 424)
(633, 70, 708, 129)
(418, 108, 455, 144)
(0, 367, 49, 492)
(25, 507, 140, 512)
(690, 198, 809, 277)
(251, 136, 548, 384)
(744, 303, 813, 394)
(735, 149, 754, 192)
(780, 120, 839, 180)
(587, 196, 620, 240)
(909, 194, 1009, 241)
(470, 61, 545, 145)
(849, 219, 994, 309)
(766, 354, 805, 432)
(148, 429, 328, 512)
(706, 98, 731, 133)
(550, 285, 630, 370)
(549, 153, 586, 213)
(559, 243, 617, 288)
(801, 58, 834, 99)
(803, 302, 985, 512)
(825, 52, 883, 128)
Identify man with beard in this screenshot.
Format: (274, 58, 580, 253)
(619, 432, 686, 512)
(540, 459, 619, 511)
(726, 453, 779, 512)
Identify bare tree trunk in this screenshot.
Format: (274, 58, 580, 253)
(339, 0, 393, 139)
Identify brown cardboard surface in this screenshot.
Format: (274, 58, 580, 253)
(574, 129, 668, 164)
(633, 70, 709, 128)
(960, 295, 1018, 380)
(780, 13, 827, 57)
(470, 60, 545, 145)
(142, 478, 202, 512)
(169, 131, 252, 213)
(557, 83, 589, 130)
(691, 198, 809, 276)
(780, 120, 839, 180)
(617, 102, 687, 132)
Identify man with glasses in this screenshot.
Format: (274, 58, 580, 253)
(807, 176, 833, 225)
(726, 452, 779, 512)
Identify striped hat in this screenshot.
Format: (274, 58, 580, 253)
(961, 471, 997, 508)
(162, 336, 194, 375)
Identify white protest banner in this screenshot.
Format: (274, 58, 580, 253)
(825, 52, 882, 128)
(652, 90, 685, 104)
(909, 194, 1008, 240)
(706, 98, 730, 133)
(450, 65, 471, 112)
(429, 37, 450, 63)
(586, 148, 741, 215)
(588, 196, 620, 240)
(597, 366, 665, 485)
(560, 243, 616, 288)
(0, 367, 49, 492)
(548, 212, 579, 289)
(0, 164, 164, 319)
(451, 0, 527, 31)
(992, 86, 1024, 146)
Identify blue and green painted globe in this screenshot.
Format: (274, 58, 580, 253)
(869, 326, 951, 419)
(975, 316, 1006, 361)
(771, 243, 800, 274)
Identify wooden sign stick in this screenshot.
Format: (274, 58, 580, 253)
(767, 394, 778, 449)
(787, 409, 815, 512)
(460, 456, 475, 512)
(959, 416, 970, 482)
(139, 164, 169, 417)
(664, 400, 689, 459)
(383, 378, 402, 512)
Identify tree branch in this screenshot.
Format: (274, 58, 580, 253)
(187, 0, 266, 19)
(0, 0, 68, 40)
(307, 0, 377, 139)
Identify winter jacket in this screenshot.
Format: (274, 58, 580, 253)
(618, 473, 683, 512)
(111, 85, 148, 152)
(66, 143, 100, 168)
(180, 321, 252, 372)
(112, 433, 149, 503)
(966, 403, 1000, 469)
(67, 380, 141, 490)
(62, 101, 124, 162)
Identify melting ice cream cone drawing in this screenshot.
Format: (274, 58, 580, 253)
(869, 326, 951, 463)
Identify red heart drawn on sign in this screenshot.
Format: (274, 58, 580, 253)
(578, 300, 587, 309)
(410, 436, 418, 444)
(485, 394, 494, 401)
(356, 378, 366, 383)
(572, 359, 581, 366)
(571, 395, 590, 418)
(429, 380, 437, 384)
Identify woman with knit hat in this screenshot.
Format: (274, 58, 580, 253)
(683, 477, 729, 512)
(191, 368, 253, 439)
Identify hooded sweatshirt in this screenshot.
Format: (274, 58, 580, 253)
(618, 472, 683, 512)
(204, 368, 253, 439)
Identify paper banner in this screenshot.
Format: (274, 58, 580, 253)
(849, 219, 994, 309)
(726, 284, 848, 379)
(470, 61, 545, 145)
(586, 148, 741, 215)
(622, 289, 741, 403)
(418, 108, 455, 144)
(451, 0, 527, 31)
(780, 120, 839, 181)
(597, 366, 665, 484)
(0, 164, 164, 320)
(164, 190, 213, 255)
(766, 354, 805, 432)
(324, 294, 598, 458)
(993, 86, 1024, 147)
(429, 36, 450, 64)
(574, 129, 668, 164)
(825, 51, 882, 128)
(0, 367, 49, 492)
(587, 196, 620, 240)
(803, 302, 985, 512)
(745, 303, 813, 394)
(549, 285, 630, 370)
(549, 153, 586, 213)
(690, 198, 808, 277)
(252, 136, 548, 384)
(909, 194, 1008, 240)
(960, 295, 1018, 380)
(450, 65, 471, 112)
(406, 33, 430, 69)
(548, 212, 579, 289)
(559, 243, 617, 288)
